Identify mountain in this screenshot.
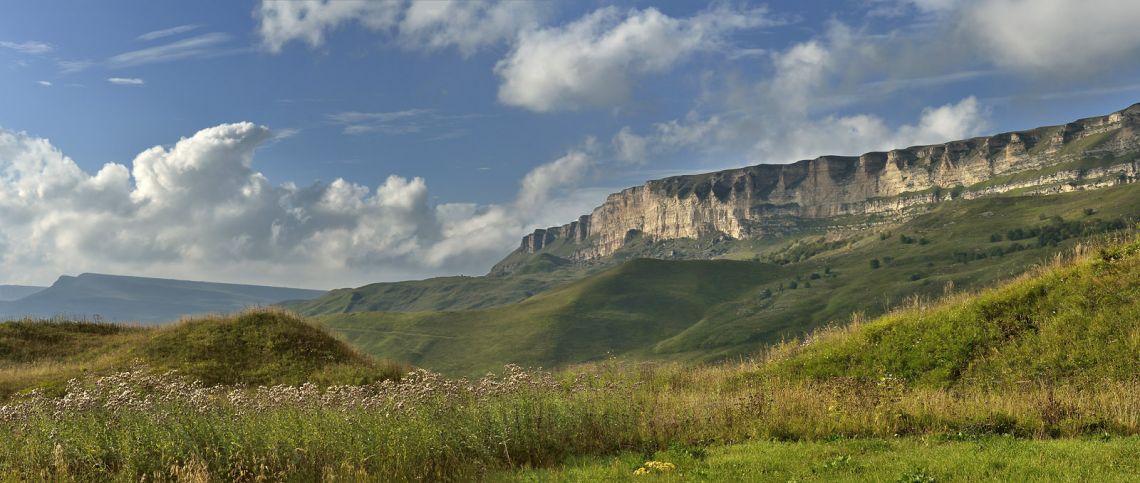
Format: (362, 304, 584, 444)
(294, 103, 1140, 319)
(0, 285, 45, 302)
(0, 273, 325, 323)
(316, 182, 1140, 375)
(513, 103, 1140, 262)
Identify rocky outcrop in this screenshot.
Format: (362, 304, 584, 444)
(514, 103, 1140, 261)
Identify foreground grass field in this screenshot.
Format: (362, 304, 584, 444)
(508, 437, 1140, 482)
(2, 238, 1140, 480)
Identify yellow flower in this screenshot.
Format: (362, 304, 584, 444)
(634, 467, 650, 475)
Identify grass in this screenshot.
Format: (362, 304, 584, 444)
(506, 437, 1140, 482)
(0, 309, 405, 398)
(3, 237, 1140, 479)
(314, 182, 1140, 376)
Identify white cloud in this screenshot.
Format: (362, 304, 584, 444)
(326, 109, 477, 136)
(963, 0, 1140, 72)
(36, 81, 52, 87)
(108, 33, 232, 67)
(0, 124, 605, 287)
(518, 140, 597, 208)
(255, 0, 538, 56)
(610, 20, 989, 167)
(107, 77, 145, 86)
(0, 40, 52, 55)
(612, 127, 648, 164)
(137, 24, 200, 42)
(494, 5, 773, 112)
(398, 0, 544, 57)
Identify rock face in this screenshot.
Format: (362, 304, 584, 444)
(515, 103, 1140, 261)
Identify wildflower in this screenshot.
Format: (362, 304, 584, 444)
(635, 461, 676, 475)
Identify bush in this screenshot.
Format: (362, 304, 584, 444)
(870, 259, 881, 269)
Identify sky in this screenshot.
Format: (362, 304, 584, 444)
(2, 0, 1140, 289)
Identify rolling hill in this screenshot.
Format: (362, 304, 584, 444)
(0, 309, 405, 399)
(0, 285, 44, 302)
(0, 273, 325, 323)
(316, 182, 1140, 375)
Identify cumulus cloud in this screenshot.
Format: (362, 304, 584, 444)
(609, 20, 989, 167)
(494, 5, 773, 112)
(963, 0, 1140, 72)
(0, 123, 603, 287)
(256, 0, 541, 56)
(398, 0, 544, 57)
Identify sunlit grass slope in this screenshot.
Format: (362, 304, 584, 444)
(769, 239, 1140, 388)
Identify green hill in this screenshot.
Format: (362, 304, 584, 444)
(0, 310, 405, 398)
(317, 258, 789, 375)
(317, 183, 1140, 375)
(284, 255, 594, 315)
(769, 238, 1140, 388)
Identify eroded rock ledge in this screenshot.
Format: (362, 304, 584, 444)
(518, 103, 1140, 261)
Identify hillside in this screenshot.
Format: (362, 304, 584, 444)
(317, 258, 789, 375)
(769, 238, 1140, 388)
(285, 256, 595, 315)
(0, 309, 404, 399)
(0, 273, 325, 323)
(291, 103, 1140, 318)
(0, 285, 44, 302)
(318, 182, 1140, 375)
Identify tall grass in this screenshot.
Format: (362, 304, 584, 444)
(2, 362, 1139, 480)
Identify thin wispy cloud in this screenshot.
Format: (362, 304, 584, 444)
(326, 109, 479, 136)
(57, 59, 94, 74)
(107, 77, 145, 86)
(137, 24, 200, 42)
(37, 80, 52, 87)
(0, 40, 53, 54)
(108, 32, 232, 67)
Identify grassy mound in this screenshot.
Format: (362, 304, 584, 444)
(770, 238, 1140, 387)
(0, 310, 405, 398)
(137, 310, 403, 386)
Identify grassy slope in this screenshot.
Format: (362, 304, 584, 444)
(0, 310, 404, 398)
(285, 255, 595, 315)
(317, 259, 788, 375)
(769, 239, 1140, 388)
(318, 183, 1140, 375)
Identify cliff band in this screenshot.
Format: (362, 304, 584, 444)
(516, 103, 1140, 261)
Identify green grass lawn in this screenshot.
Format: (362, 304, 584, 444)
(507, 437, 1140, 482)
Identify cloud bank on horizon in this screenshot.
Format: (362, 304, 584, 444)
(2, 0, 1140, 287)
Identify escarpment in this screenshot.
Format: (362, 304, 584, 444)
(515, 103, 1140, 261)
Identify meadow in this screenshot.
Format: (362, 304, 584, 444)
(2, 237, 1139, 481)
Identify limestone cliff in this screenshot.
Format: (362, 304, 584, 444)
(515, 103, 1140, 261)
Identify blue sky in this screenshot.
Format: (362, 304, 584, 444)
(2, 0, 1140, 288)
